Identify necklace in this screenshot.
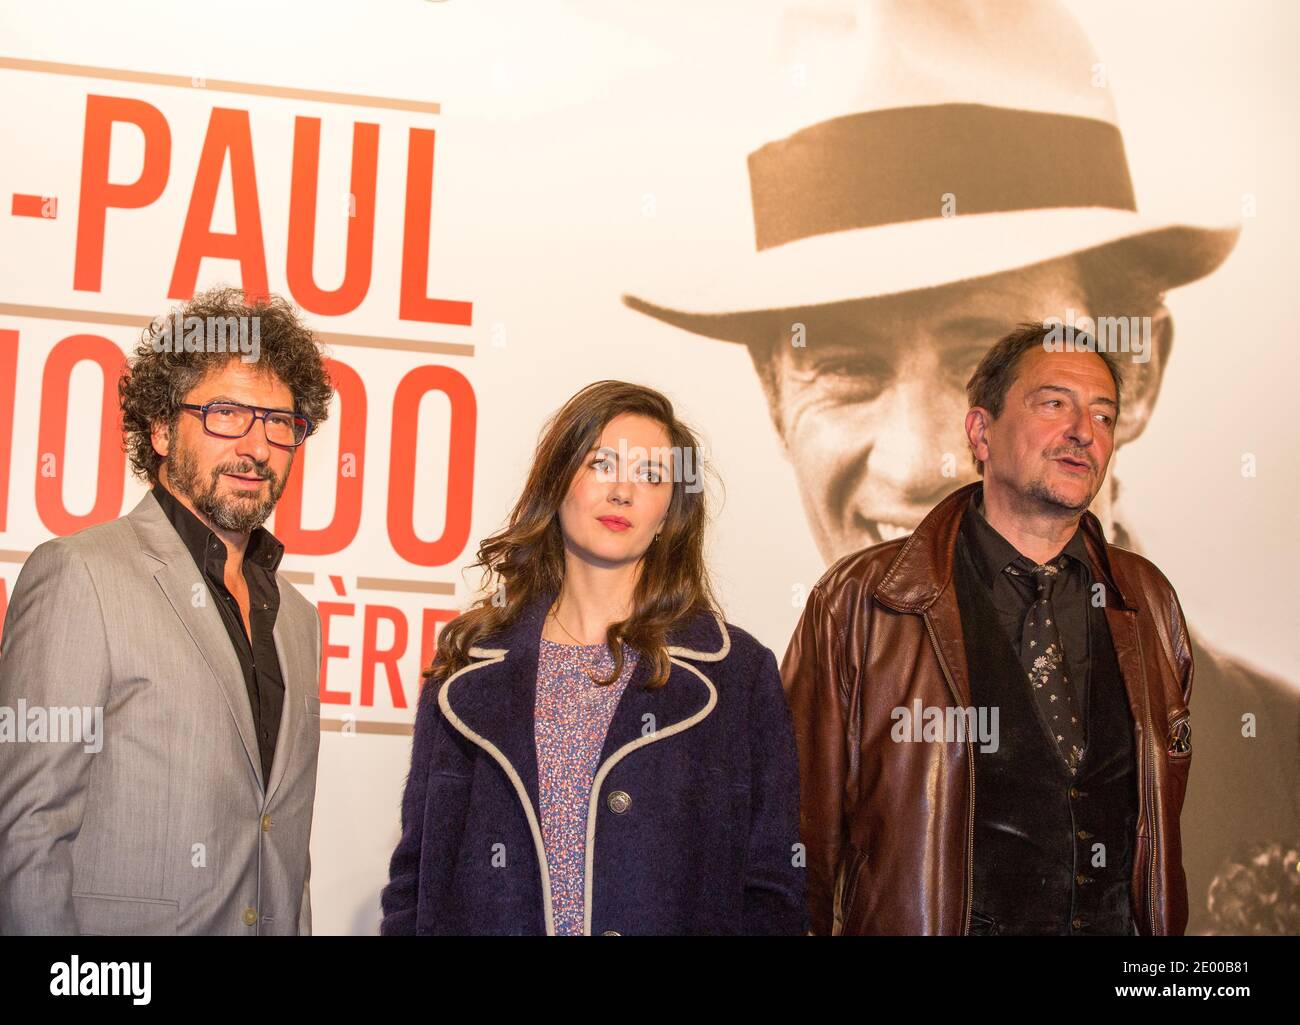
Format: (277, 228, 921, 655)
(548, 602, 595, 647)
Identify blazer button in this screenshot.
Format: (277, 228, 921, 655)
(607, 790, 631, 814)
(601, 930, 621, 936)
(261, 814, 273, 832)
(1071, 916, 1085, 931)
(1068, 786, 1080, 799)
(243, 907, 258, 926)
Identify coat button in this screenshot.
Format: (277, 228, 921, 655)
(601, 930, 621, 936)
(1071, 916, 1085, 930)
(607, 790, 631, 814)
(1068, 786, 1080, 799)
(261, 814, 273, 832)
(243, 907, 258, 926)
(1075, 873, 1090, 885)
(1076, 829, 1091, 840)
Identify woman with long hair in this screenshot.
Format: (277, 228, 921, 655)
(380, 380, 805, 935)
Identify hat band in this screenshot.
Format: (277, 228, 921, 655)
(748, 104, 1137, 251)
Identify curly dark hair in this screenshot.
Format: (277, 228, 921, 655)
(120, 287, 334, 483)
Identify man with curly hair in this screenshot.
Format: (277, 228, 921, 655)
(0, 287, 333, 935)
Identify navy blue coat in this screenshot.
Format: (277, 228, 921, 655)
(380, 590, 807, 935)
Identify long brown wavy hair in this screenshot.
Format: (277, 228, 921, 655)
(426, 380, 721, 690)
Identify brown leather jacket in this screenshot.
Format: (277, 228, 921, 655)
(780, 482, 1194, 935)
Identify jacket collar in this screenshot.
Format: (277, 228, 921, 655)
(963, 487, 1092, 589)
(873, 481, 1137, 614)
(445, 588, 728, 766)
(149, 482, 285, 576)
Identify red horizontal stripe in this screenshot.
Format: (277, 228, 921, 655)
(11, 194, 56, 218)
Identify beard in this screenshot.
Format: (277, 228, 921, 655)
(1021, 476, 1093, 514)
(1018, 455, 1098, 516)
(167, 436, 289, 534)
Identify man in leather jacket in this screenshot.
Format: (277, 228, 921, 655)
(780, 322, 1194, 935)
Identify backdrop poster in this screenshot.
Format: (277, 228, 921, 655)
(1, 0, 1296, 934)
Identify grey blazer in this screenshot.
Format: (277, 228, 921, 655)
(0, 492, 322, 935)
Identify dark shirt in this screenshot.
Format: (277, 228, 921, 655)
(151, 484, 286, 785)
(958, 488, 1093, 719)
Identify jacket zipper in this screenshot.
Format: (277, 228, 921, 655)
(834, 848, 865, 935)
(1132, 622, 1158, 935)
(923, 611, 974, 936)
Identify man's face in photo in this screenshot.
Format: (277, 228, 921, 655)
(154, 360, 298, 535)
(753, 256, 1165, 564)
(972, 346, 1119, 518)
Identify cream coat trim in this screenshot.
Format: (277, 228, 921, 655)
(665, 609, 730, 662)
(580, 622, 727, 936)
(437, 650, 557, 936)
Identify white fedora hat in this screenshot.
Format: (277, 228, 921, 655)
(622, 0, 1240, 345)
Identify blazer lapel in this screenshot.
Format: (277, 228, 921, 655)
(264, 603, 305, 807)
(128, 494, 263, 792)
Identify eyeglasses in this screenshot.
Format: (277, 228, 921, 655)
(179, 401, 314, 448)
